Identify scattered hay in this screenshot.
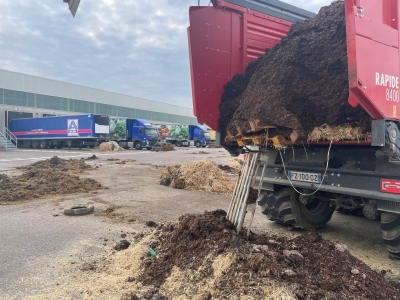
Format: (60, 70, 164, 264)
(160, 160, 236, 195)
(308, 124, 367, 142)
(151, 142, 175, 152)
(97, 141, 125, 152)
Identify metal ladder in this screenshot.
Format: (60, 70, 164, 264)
(227, 147, 269, 235)
(0, 127, 17, 150)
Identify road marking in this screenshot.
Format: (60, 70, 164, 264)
(0, 151, 153, 162)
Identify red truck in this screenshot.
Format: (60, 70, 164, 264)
(188, 0, 400, 258)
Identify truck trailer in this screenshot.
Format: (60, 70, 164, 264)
(156, 124, 211, 147)
(10, 114, 109, 149)
(110, 118, 158, 150)
(188, 0, 400, 258)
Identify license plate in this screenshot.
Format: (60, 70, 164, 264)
(287, 171, 322, 183)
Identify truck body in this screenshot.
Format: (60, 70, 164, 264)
(188, 0, 400, 258)
(156, 124, 211, 147)
(110, 118, 158, 150)
(9, 114, 109, 149)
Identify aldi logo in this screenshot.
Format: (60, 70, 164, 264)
(67, 119, 79, 136)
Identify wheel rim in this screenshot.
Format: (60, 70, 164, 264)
(303, 200, 328, 216)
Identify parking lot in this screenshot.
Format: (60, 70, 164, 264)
(0, 147, 399, 299)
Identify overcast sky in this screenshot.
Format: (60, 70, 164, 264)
(0, 0, 333, 108)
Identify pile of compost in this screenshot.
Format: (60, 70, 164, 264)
(151, 142, 175, 152)
(160, 160, 236, 195)
(0, 157, 102, 202)
(17, 156, 92, 173)
(135, 211, 400, 299)
(220, 1, 372, 143)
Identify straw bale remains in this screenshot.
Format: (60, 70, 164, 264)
(160, 160, 236, 195)
(97, 141, 125, 152)
(308, 124, 366, 142)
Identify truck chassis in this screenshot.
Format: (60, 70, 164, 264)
(251, 123, 400, 258)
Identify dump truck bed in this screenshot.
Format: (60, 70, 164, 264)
(188, 0, 400, 133)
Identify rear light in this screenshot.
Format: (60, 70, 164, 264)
(380, 179, 400, 194)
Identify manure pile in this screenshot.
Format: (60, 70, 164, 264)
(38, 211, 400, 299)
(220, 1, 372, 143)
(134, 211, 400, 299)
(160, 160, 236, 195)
(0, 156, 102, 202)
(151, 142, 175, 152)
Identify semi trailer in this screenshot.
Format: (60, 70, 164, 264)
(110, 118, 158, 150)
(156, 124, 211, 147)
(188, 0, 400, 258)
(9, 114, 109, 149)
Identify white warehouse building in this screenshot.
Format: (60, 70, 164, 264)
(0, 69, 197, 130)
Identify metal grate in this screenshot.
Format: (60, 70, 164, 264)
(378, 200, 400, 213)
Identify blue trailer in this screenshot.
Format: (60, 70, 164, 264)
(109, 118, 158, 150)
(10, 114, 110, 149)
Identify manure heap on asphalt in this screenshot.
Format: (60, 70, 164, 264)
(220, 1, 372, 143)
(134, 211, 400, 299)
(0, 156, 102, 202)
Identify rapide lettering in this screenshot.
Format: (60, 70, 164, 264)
(376, 73, 400, 102)
(376, 72, 399, 88)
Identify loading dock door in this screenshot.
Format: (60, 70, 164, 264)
(6, 111, 33, 128)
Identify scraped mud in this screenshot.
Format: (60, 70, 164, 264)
(0, 157, 102, 202)
(221, 1, 372, 142)
(136, 211, 400, 300)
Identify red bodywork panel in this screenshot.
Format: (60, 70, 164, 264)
(188, 0, 400, 132)
(188, 2, 293, 130)
(346, 0, 400, 120)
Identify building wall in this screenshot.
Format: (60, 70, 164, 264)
(0, 69, 198, 129)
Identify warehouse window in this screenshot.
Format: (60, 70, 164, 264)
(4, 89, 28, 107)
(70, 99, 90, 113)
(36, 94, 68, 111)
(0, 88, 196, 125)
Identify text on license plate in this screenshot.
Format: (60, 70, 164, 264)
(287, 171, 322, 183)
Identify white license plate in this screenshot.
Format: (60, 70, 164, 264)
(287, 171, 322, 183)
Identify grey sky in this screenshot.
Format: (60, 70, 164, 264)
(0, 0, 333, 108)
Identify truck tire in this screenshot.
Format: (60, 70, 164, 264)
(64, 205, 94, 216)
(32, 141, 40, 149)
(56, 142, 63, 149)
(258, 188, 335, 229)
(176, 140, 183, 147)
(381, 212, 400, 259)
(195, 141, 201, 148)
(134, 141, 142, 150)
(89, 145, 95, 149)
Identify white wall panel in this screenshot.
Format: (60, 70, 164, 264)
(0, 69, 194, 118)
